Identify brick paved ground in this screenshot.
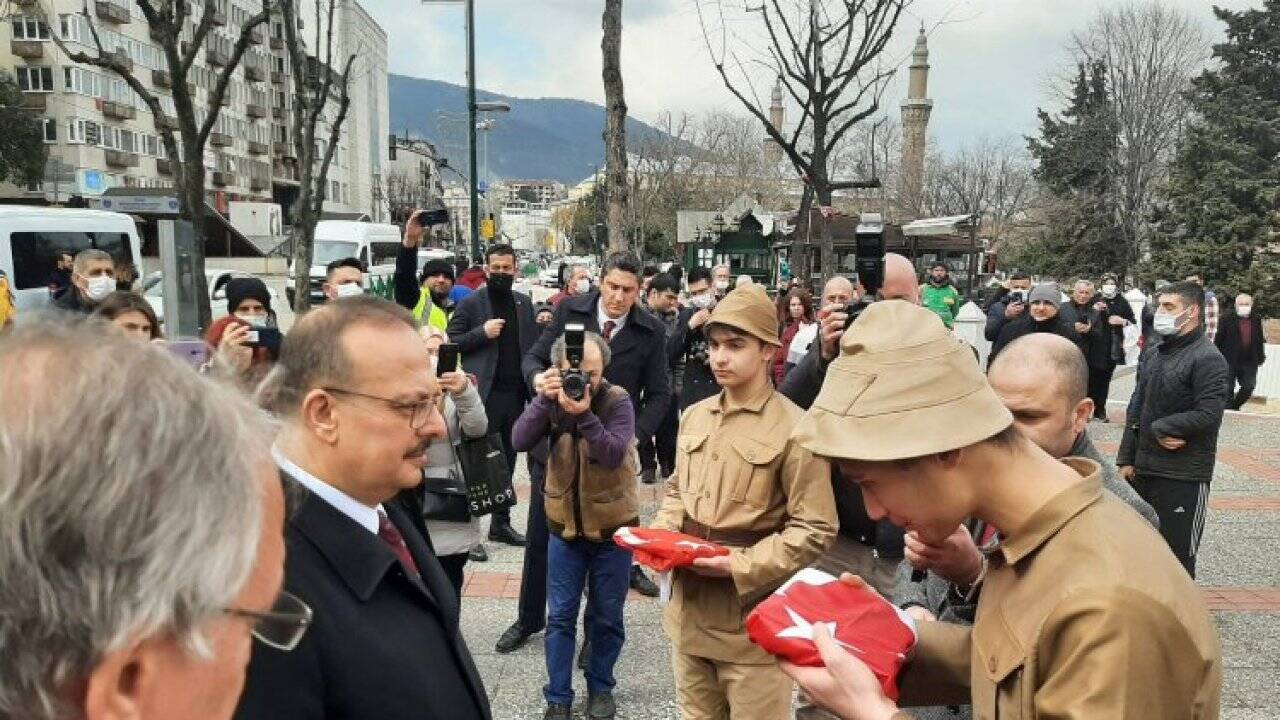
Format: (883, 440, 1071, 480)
(459, 372, 1280, 719)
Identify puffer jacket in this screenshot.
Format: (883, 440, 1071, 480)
(1118, 327, 1229, 483)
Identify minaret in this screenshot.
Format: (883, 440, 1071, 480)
(764, 75, 785, 163)
(899, 27, 933, 220)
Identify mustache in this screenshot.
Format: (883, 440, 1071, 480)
(403, 440, 431, 458)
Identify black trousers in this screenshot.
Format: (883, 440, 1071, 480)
(1228, 362, 1259, 410)
(516, 455, 549, 633)
(1087, 366, 1115, 419)
(437, 553, 467, 602)
(485, 386, 527, 524)
(638, 397, 679, 474)
(1131, 474, 1210, 577)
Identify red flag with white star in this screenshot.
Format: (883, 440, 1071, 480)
(745, 568, 917, 699)
(612, 527, 730, 572)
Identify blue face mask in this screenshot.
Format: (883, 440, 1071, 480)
(1153, 308, 1189, 336)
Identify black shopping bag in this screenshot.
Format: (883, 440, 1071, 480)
(456, 433, 516, 517)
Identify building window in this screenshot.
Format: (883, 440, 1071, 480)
(17, 67, 55, 93)
(40, 118, 56, 143)
(12, 16, 52, 41)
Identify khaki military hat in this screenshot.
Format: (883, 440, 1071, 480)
(792, 300, 1012, 461)
(708, 284, 781, 346)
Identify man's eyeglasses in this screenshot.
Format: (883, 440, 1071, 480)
(322, 387, 441, 429)
(226, 590, 313, 652)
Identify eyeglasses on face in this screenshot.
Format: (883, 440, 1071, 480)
(225, 590, 313, 652)
(321, 386, 441, 429)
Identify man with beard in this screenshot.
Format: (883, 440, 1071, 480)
(920, 263, 962, 329)
(989, 283, 1076, 364)
(397, 210, 458, 332)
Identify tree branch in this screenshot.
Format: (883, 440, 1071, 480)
(198, 2, 273, 146)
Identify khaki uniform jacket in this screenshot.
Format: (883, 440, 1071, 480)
(653, 385, 837, 663)
(895, 459, 1222, 720)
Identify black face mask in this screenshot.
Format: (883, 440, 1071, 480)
(487, 272, 514, 294)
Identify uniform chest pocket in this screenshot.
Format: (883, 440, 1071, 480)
(676, 433, 709, 494)
(728, 436, 784, 508)
(973, 620, 1031, 720)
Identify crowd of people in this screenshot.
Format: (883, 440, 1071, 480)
(0, 217, 1262, 720)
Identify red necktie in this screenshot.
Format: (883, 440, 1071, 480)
(602, 320, 616, 342)
(377, 511, 420, 579)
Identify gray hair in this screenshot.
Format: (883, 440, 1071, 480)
(551, 330, 611, 368)
(72, 248, 113, 275)
(0, 314, 273, 720)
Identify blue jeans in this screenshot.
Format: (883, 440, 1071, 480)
(544, 534, 631, 706)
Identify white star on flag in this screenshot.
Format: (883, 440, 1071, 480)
(775, 606, 862, 654)
(614, 528, 649, 546)
(674, 540, 714, 551)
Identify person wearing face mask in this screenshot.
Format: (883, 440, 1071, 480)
(323, 257, 366, 302)
(396, 211, 458, 332)
(205, 276, 279, 387)
(1215, 292, 1266, 411)
(989, 283, 1077, 364)
(548, 264, 592, 307)
(1091, 275, 1136, 419)
(1118, 281, 1229, 576)
(446, 243, 539, 547)
(712, 264, 732, 299)
(53, 249, 116, 314)
(669, 266, 721, 410)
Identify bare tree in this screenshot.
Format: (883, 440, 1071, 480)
(922, 136, 1036, 252)
(601, 0, 628, 251)
(698, 0, 910, 279)
(282, 0, 355, 314)
(51, 0, 273, 327)
(1068, 1, 1207, 271)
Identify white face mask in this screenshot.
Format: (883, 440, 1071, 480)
(1153, 309, 1188, 337)
(1237, 305, 1252, 318)
(235, 312, 268, 328)
(714, 279, 729, 291)
(688, 293, 715, 310)
(335, 282, 364, 298)
(574, 278, 591, 295)
(85, 275, 116, 301)
(1101, 284, 1117, 298)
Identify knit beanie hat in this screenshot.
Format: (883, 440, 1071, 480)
(225, 277, 272, 314)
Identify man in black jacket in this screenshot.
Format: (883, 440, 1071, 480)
(495, 251, 669, 653)
(446, 243, 539, 546)
(1118, 281, 1229, 577)
(668, 266, 719, 410)
(52, 249, 116, 314)
(1093, 275, 1137, 418)
(237, 297, 492, 720)
(989, 283, 1077, 365)
(1216, 292, 1267, 410)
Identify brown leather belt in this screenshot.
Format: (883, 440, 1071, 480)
(682, 518, 774, 547)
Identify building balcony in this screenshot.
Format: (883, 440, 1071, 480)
(209, 131, 232, 147)
(248, 140, 267, 155)
(21, 93, 46, 111)
(273, 143, 296, 160)
(250, 176, 268, 191)
(246, 102, 267, 119)
(247, 28, 263, 44)
(103, 48, 133, 71)
(104, 149, 140, 168)
(157, 158, 173, 175)
(95, 1, 131, 24)
(155, 114, 178, 131)
(205, 2, 226, 26)
(245, 64, 265, 82)
(269, 36, 283, 50)
(212, 170, 236, 187)
(270, 70, 284, 84)
(102, 100, 136, 120)
(271, 105, 284, 120)
(14, 0, 38, 6)
(272, 158, 298, 181)
(151, 68, 172, 88)
(11, 40, 44, 59)
(206, 47, 228, 66)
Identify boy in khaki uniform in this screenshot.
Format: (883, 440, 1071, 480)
(785, 300, 1222, 720)
(652, 285, 837, 720)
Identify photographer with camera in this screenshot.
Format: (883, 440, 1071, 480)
(512, 326, 638, 720)
(984, 271, 1033, 342)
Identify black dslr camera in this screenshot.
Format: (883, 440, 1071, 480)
(561, 323, 588, 401)
(844, 213, 886, 329)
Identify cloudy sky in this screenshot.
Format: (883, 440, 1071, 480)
(364, 0, 1255, 153)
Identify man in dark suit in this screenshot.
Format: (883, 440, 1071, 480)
(236, 296, 492, 720)
(446, 243, 540, 545)
(494, 251, 669, 654)
(1216, 292, 1267, 410)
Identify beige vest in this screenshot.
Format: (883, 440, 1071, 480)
(544, 384, 640, 541)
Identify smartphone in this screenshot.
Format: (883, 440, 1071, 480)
(416, 208, 450, 227)
(437, 343, 459, 376)
(165, 340, 207, 368)
(245, 327, 283, 355)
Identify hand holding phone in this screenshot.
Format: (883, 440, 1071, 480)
(436, 343, 459, 376)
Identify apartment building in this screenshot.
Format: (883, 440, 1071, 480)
(2, 0, 388, 226)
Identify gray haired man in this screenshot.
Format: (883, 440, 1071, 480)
(53, 248, 116, 314)
(0, 317, 294, 720)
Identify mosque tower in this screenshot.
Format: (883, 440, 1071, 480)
(899, 27, 933, 219)
(764, 76, 785, 163)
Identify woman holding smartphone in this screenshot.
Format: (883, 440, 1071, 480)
(203, 277, 280, 387)
(420, 326, 489, 596)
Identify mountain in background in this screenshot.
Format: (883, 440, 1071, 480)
(388, 74, 671, 185)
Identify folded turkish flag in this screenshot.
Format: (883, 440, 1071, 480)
(612, 527, 729, 572)
(745, 568, 917, 700)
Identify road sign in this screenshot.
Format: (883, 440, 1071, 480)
(99, 195, 181, 215)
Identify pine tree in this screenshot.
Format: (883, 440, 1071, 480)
(1015, 62, 1126, 279)
(0, 73, 47, 187)
(1148, 1, 1280, 310)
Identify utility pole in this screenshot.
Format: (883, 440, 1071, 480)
(466, 0, 480, 264)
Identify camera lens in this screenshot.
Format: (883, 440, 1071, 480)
(562, 370, 586, 401)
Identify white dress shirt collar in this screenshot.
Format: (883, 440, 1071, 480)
(597, 298, 627, 337)
(273, 445, 382, 535)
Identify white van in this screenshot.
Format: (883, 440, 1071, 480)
(286, 221, 401, 308)
(0, 206, 144, 310)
